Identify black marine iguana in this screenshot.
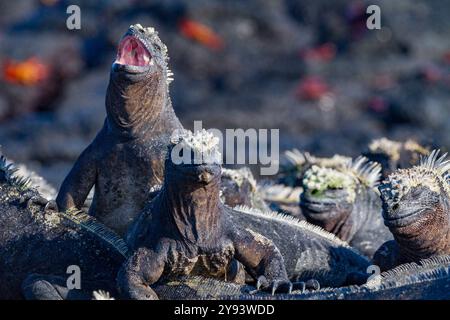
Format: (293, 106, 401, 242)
(300, 157, 392, 258)
(119, 130, 295, 299)
(121, 130, 370, 299)
(56, 24, 183, 236)
(0, 155, 129, 299)
(264, 150, 351, 217)
(375, 150, 450, 270)
(363, 138, 430, 178)
(154, 254, 450, 300)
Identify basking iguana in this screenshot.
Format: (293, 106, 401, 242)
(119, 130, 296, 299)
(221, 167, 269, 212)
(300, 157, 392, 258)
(265, 150, 351, 217)
(56, 24, 183, 236)
(375, 150, 450, 271)
(121, 130, 370, 300)
(363, 138, 430, 178)
(154, 255, 450, 300)
(0, 155, 129, 299)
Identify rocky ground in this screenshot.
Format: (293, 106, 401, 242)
(0, 0, 449, 187)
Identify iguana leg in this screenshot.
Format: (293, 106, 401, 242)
(230, 228, 292, 294)
(22, 274, 92, 300)
(117, 247, 166, 300)
(56, 143, 97, 212)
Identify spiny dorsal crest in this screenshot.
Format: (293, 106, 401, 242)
(62, 208, 130, 259)
(346, 156, 382, 189)
(170, 129, 222, 165)
(284, 149, 351, 169)
(233, 205, 368, 257)
(382, 149, 450, 201)
(0, 155, 32, 192)
(368, 137, 402, 161)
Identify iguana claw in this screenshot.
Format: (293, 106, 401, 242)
(252, 276, 293, 295)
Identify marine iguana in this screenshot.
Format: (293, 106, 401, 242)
(266, 150, 351, 217)
(0, 155, 130, 299)
(300, 157, 392, 258)
(120, 130, 295, 299)
(221, 167, 269, 212)
(375, 150, 450, 271)
(363, 138, 430, 178)
(278, 149, 352, 188)
(122, 130, 370, 298)
(56, 24, 183, 236)
(150, 255, 450, 300)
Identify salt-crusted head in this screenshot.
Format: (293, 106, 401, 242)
(166, 129, 222, 186)
(379, 150, 450, 232)
(300, 157, 381, 236)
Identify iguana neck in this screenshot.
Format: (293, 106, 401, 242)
(395, 200, 450, 261)
(105, 73, 170, 139)
(159, 173, 222, 246)
(328, 187, 374, 242)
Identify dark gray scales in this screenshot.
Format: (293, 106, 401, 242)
(152, 255, 450, 300)
(0, 155, 129, 299)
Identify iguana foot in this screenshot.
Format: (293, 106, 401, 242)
(252, 276, 293, 295)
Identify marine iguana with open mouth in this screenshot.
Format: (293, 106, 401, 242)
(0, 155, 129, 300)
(56, 24, 183, 236)
(122, 130, 370, 299)
(300, 157, 392, 258)
(363, 138, 430, 178)
(375, 150, 450, 271)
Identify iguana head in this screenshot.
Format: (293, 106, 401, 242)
(166, 129, 222, 189)
(379, 150, 450, 250)
(280, 149, 351, 187)
(364, 138, 429, 177)
(106, 24, 173, 136)
(113, 24, 172, 83)
(300, 157, 381, 239)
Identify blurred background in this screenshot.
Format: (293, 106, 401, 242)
(0, 0, 449, 187)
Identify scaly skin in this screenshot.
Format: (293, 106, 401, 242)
(152, 255, 450, 300)
(0, 155, 129, 300)
(300, 157, 392, 258)
(56, 24, 183, 236)
(267, 150, 351, 217)
(363, 138, 430, 178)
(119, 130, 293, 300)
(375, 150, 450, 271)
(221, 167, 270, 212)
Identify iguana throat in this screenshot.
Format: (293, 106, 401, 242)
(161, 162, 222, 245)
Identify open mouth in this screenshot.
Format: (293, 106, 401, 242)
(115, 36, 152, 67)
